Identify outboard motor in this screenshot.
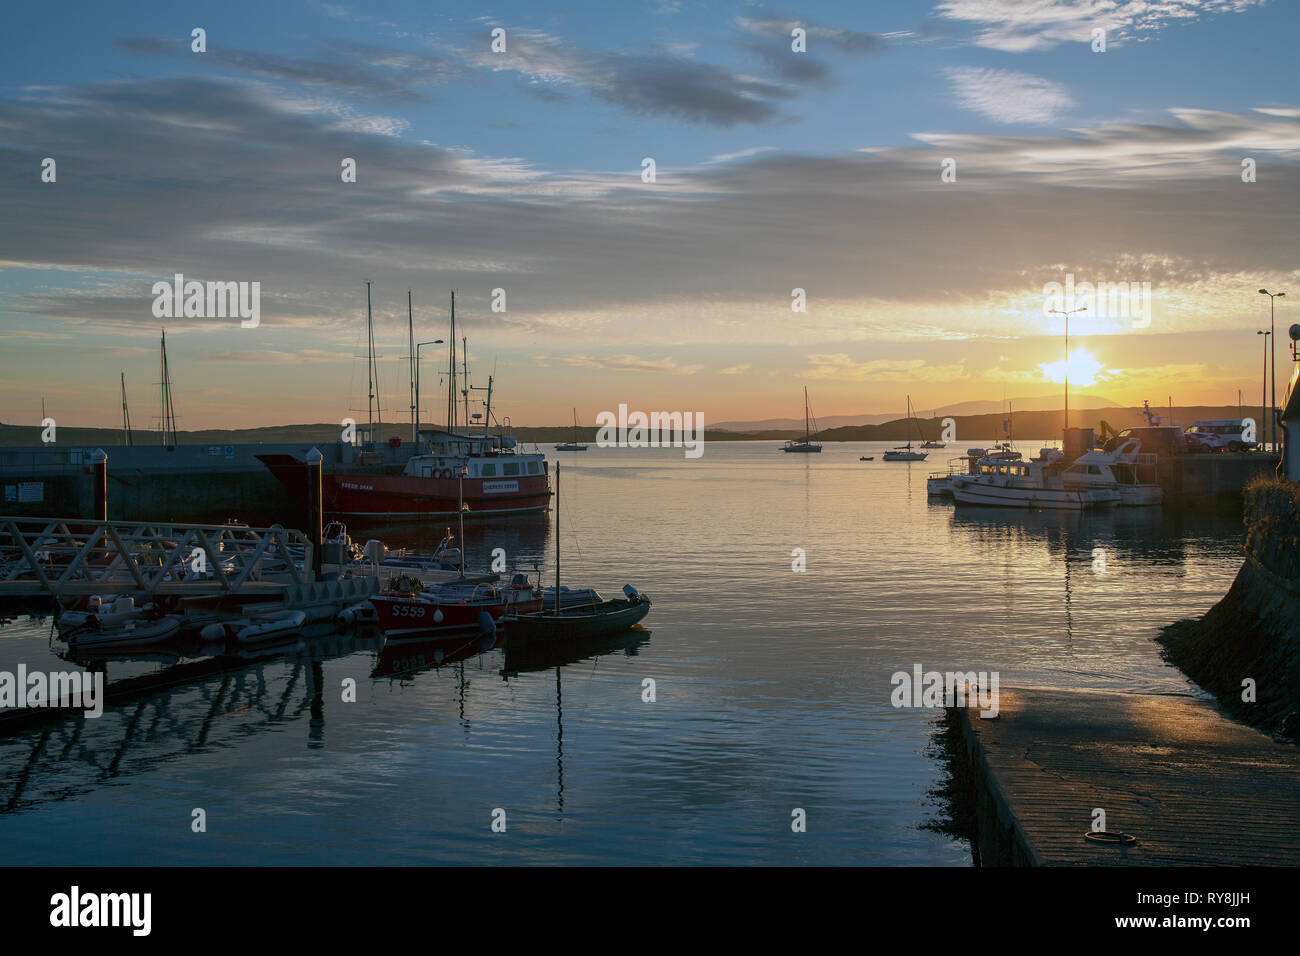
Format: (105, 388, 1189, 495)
(623, 584, 641, 603)
(478, 611, 497, 637)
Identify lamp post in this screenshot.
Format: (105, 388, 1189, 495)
(1258, 330, 1271, 451)
(414, 339, 444, 448)
(1048, 306, 1086, 439)
(1259, 289, 1286, 453)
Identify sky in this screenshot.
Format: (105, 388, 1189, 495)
(1, 0, 1298, 429)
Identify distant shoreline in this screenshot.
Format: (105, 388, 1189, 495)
(0, 404, 1256, 447)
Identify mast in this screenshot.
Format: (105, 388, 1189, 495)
(554, 461, 560, 613)
(905, 395, 912, 449)
(804, 387, 810, 443)
(159, 328, 177, 447)
(447, 291, 456, 434)
(120, 372, 133, 446)
(462, 335, 469, 432)
(365, 280, 383, 443)
(408, 289, 416, 444)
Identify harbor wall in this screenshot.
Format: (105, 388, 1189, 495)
(1159, 473, 1300, 738)
(1164, 452, 1279, 511)
(0, 443, 322, 524)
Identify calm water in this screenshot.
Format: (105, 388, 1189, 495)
(0, 441, 1245, 865)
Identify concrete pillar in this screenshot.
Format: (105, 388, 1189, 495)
(91, 448, 107, 521)
(306, 447, 323, 578)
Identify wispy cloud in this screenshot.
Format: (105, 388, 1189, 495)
(944, 67, 1073, 124)
(936, 0, 1267, 53)
(562, 354, 703, 374)
(473, 28, 793, 126)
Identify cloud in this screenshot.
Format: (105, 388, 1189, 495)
(117, 36, 457, 101)
(944, 67, 1073, 124)
(474, 29, 793, 126)
(562, 354, 703, 374)
(803, 354, 968, 382)
(736, 13, 895, 52)
(0, 75, 1296, 355)
(720, 363, 750, 374)
(935, 0, 1267, 53)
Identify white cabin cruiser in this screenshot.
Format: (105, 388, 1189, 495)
(950, 448, 1120, 510)
(1060, 438, 1162, 507)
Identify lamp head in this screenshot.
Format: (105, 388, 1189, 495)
(1290, 324, 1300, 343)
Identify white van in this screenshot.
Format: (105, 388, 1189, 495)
(1183, 420, 1256, 453)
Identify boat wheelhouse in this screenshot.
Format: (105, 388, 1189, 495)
(927, 442, 1021, 497)
(950, 448, 1120, 510)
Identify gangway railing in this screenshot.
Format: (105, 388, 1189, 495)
(0, 516, 313, 599)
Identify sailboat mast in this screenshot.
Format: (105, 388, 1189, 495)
(554, 462, 561, 613)
(462, 335, 469, 432)
(906, 395, 913, 449)
(408, 289, 415, 444)
(804, 386, 810, 442)
(120, 372, 133, 446)
(447, 292, 456, 433)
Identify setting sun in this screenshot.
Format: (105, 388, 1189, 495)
(1039, 350, 1105, 387)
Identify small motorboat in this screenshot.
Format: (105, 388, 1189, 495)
(506, 586, 651, 640)
(859, 456, 873, 461)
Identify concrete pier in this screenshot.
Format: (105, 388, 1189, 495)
(957, 686, 1300, 865)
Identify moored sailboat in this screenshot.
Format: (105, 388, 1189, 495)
(883, 396, 927, 461)
(781, 387, 823, 453)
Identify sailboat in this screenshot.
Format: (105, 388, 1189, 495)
(505, 461, 652, 639)
(920, 409, 945, 448)
(883, 396, 928, 461)
(781, 387, 823, 453)
(555, 408, 588, 451)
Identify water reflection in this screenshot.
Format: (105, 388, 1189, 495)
(0, 629, 383, 813)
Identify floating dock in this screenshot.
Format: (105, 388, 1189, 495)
(957, 686, 1300, 865)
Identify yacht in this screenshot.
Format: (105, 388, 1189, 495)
(950, 448, 1120, 510)
(782, 387, 823, 453)
(1061, 438, 1162, 507)
(883, 395, 927, 461)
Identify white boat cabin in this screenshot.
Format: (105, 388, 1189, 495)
(403, 429, 547, 479)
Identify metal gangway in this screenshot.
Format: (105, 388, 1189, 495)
(0, 516, 315, 601)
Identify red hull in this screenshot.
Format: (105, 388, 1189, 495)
(370, 594, 508, 638)
(327, 472, 549, 518)
(257, 455, 550, 519)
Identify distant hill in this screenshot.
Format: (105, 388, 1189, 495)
(712, 392, 1121, 432)
(3, 404, 1253, 448)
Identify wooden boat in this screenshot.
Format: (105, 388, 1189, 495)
(503, 462, 651, 640)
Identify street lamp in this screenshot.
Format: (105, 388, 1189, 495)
(1260, 289, 1286, 453)
(1258, 330, 1268, 455)
(414, 339, 444, 446)
(1049, 306, 1086, 438)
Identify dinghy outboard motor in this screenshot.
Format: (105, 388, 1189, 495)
(478, 611, 497, 637)
(623, 585, 641, 603)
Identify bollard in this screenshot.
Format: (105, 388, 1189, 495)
(306, 447, 323, 578)
(91, 448, 108, 521)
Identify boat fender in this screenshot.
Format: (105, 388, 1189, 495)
(478, 612, 496, 636)
(433, 609, 444, 623)
(199, 622, 229, 641)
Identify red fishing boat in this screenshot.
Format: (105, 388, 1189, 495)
(369, 573, 543, 638)
(259, 430, 549, 519)
(258, 287, 551, 520)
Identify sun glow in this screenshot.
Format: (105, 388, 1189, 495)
(1039, 350, 1104, 387)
